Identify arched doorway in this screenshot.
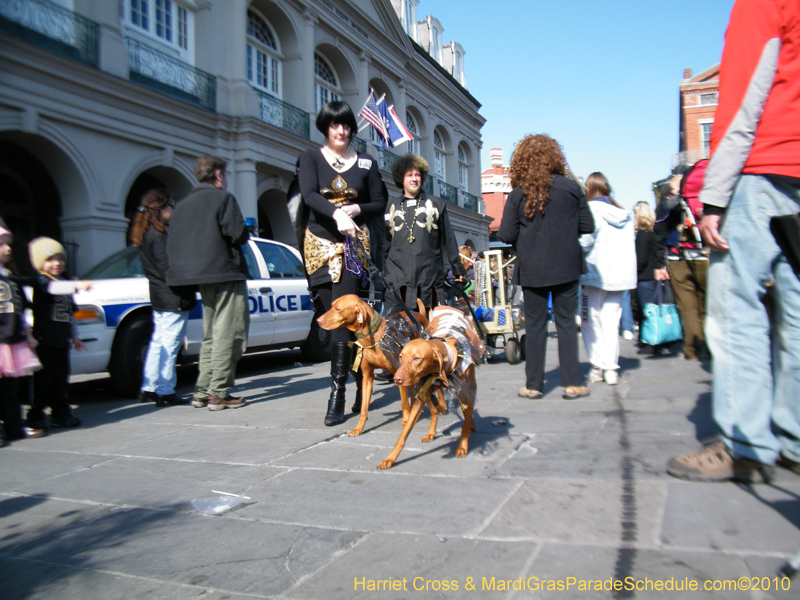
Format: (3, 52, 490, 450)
(0, 140, 63, 278)
(124, 167, 194, 244)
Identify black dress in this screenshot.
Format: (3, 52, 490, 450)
(298, 148, 387, 289)
(383, 191, 466, 308)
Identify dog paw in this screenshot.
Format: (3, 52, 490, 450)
(376, 459, 395, 470)
(347, 428, 363, 437)
(455, 447, 468, 458)
(421, 433, 435, 443)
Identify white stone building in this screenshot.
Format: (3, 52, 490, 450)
(0, 0, 490, 273)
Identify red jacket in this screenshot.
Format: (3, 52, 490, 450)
(701, 0, 800, 210)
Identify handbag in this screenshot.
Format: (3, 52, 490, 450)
(640, 282, 682, 345)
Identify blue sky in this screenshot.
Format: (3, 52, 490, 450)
(420, 0, 736, 208)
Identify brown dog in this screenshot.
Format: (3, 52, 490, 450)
(378, 306, 484, 470)
(317, 294, 446, 438)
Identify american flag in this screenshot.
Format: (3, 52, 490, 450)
(359, 92, 388, 142)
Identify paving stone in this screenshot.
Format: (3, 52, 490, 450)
(662, 481, 800, 554)
(240, 468, 521, 536)
(480, 478, 668, 546)
(288, 532, 539, 600)
(14, 457, 284, 510)
(3, 498, 364, 598)
(0, 450, 114, 491)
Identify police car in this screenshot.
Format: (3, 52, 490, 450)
(71, 237, 330, 396)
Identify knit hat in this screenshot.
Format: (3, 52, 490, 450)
(0, 226, 10, 239)
(29, 237, 66, 272)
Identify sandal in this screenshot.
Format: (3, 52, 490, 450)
(518, 387, 543, 399)
(562, 386, 590, 399)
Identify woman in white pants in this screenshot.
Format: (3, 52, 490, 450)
(580, 173, 636, 385)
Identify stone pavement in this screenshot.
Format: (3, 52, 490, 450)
(1, 331, 799, 599)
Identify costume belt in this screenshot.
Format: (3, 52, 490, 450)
(304, 228, 370, 283)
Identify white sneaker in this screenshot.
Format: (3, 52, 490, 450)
(587, 367, 604, 383)
(604, 370, 619, 385)
(622, 330, 635, 341)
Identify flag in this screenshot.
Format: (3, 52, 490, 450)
(359, 92, 387, 143)
(376, 98, 394, 148)
(388, 106, 414, 147)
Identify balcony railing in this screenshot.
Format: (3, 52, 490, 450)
(127, 37, 216, 111)
(0, 0, 98, 67)
(350, 136, 367, 154)
(422, 176, 434, 196)
(378, 148, 400, 173)
(437, 179, 458, 205)
(255, 90, 310, 140)
(462, 191, 480, 212)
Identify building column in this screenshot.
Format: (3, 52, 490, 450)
(75, 0, 128, 78)
(232, 158, 258, 224)
(302, 9, 318, 117)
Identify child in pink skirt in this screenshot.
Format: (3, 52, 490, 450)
(0, 226, 44, 445)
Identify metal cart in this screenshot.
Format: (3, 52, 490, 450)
(474, 249, 524, 363)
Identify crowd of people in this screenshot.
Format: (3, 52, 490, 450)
(2, 0, 798, 488)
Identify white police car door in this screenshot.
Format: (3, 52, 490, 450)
(242, 241, 275, 347)
(253, 240, 313, 345)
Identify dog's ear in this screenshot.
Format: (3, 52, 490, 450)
(355, 306, 364, 324)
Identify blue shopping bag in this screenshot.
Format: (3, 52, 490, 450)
(641, 282, 682, 345)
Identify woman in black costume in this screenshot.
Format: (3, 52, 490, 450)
(298, 101, 387, 426)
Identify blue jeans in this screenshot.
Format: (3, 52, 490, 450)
(142, 310, 189, 396)
(707, 174, 800, 464)
(620, 289, 634, 332)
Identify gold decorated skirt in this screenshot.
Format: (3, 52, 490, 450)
(304, 228, 370, 283)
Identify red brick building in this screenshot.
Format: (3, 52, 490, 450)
(481, 147, 511, 234)
(676, 64, 720, 167)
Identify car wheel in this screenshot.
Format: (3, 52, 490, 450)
(300, 314, 332, 362)
(505, 338, 521, 364)
(109, 312, 153, 398)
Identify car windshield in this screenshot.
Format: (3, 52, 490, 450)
(81, 246, 143, 279)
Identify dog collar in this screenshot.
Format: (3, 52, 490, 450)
(354, 311, 382, 340)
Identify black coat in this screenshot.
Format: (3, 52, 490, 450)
(498, 175, 595, 288)
(167, 183, 249, 287)
(140, 228, 197, 312)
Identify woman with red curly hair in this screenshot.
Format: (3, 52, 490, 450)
(498, 134, 595, 400)
(131, 188, 197, 406)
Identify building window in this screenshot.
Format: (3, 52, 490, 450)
(314, 53, 341, 113)
(431, 27, 441, 62)
(126, 1, 191, 55)
(458, 145, 468, 189)
(433, 130, 445, 178)
(247, 10, 281, 98)
(699, 92, 718, 106)
(406, 111, 419, 155)
(403, 0, 417, 40)
(701, 122, 713, 158)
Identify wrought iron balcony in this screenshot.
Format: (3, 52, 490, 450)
(127, 37, 216, 112)
(255, 89, 310, 140)
(437, 179, 458, 205)
(462, 191, 480, 212)
(0, 0, 98, 67)
(378, 148, 400, 173)
(422, 176, 434, 196)
(349, 136, 367, 154)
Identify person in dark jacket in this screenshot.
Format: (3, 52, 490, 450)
(297, 101, 387, 426)
(384, 153, 466, 311)
(167, 156, 250, 411)
(499, 134, 595, 400)
(633, 201, 667, 354)
(26, 237, 91, 429)
(131, 189, 196, 407)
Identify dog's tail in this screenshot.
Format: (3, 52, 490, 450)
(416, 298, 430, 328)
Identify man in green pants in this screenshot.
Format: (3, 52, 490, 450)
(168, 156, 250, 410)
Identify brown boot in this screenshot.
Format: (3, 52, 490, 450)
(208, 394, 246, 411)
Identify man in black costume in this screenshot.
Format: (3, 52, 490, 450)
(384, 154, 466, 312)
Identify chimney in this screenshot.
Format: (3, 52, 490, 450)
(490, 148, 503, 167)
(683, 68, 693, 80)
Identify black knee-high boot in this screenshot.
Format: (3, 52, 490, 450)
(351, 366, 363, 413)
(325, 342, 350, 426)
